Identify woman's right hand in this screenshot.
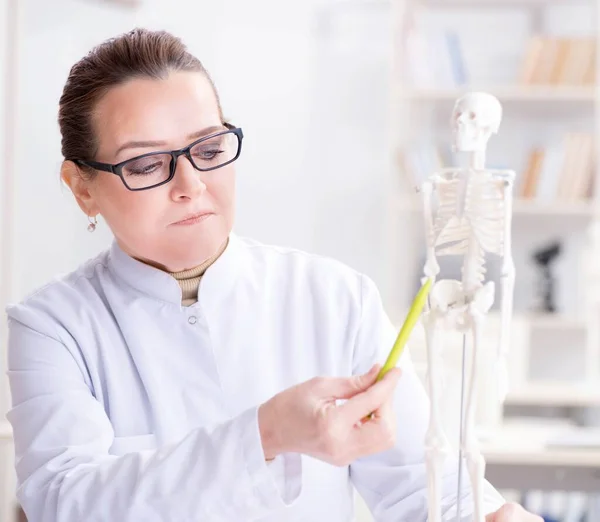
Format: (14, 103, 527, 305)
(258, 364, 401, 466)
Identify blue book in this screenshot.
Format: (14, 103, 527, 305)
(445, 30, 468, 86)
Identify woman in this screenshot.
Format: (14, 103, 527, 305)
(5, 28, 539, 522)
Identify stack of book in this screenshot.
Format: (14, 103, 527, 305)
(519, 35, 596, 86)
(398, 135, 594, 204)
(519, 133, 594, 202)
(405, 27, 467, 88)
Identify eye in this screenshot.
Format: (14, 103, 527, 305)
(469, 111, 476, 120)
(194, 147, 223, 160)
(191, 138, 225, 161)
(125, 156, 166, 176)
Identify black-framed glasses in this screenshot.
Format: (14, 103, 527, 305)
(71, 125, 244, 191)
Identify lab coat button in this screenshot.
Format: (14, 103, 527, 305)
(188, 316, 197, 325)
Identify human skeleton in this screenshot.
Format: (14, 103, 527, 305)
(419, 92, 516, 522)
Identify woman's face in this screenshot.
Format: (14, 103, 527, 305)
(65, 71, 236, 272)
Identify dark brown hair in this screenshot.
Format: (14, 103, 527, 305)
(58, 28, 223, 175)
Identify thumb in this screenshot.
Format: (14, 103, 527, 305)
(338, 367, 402, 422)
(322, 364, 381, 400)
(486, 502, 521, 522)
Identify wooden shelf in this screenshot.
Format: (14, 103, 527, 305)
(484, 446, 600, 468)
(398, 196, 597, 217)
(505, 383, 600, 406)
(404, 86, 596, 102)
(513, 199, 597, 216)
(420, 0, 586, 8)
(481, 421, 600, 468)
(524, 313, 587, 330)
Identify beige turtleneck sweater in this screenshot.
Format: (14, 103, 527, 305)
(167, 238, 229, 306)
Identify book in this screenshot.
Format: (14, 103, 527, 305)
(519, 35, 596, 86)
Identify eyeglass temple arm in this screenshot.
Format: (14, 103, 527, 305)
(72, 159, 115, 174)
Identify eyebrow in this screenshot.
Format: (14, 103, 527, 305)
(114, 125, 227, 155)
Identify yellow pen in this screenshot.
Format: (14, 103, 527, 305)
(376, 277, 433, 381)
(361, 277, 432, 423)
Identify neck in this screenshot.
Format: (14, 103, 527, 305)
(169, 237, 229, 306)
(470, 150, 485, 170)
(132, 237, 229, 306)
(168, 237, 229, 278)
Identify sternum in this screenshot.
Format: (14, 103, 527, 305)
(455, 172, 469, 219)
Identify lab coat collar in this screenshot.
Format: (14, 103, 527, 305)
(107, 233, 244, 308)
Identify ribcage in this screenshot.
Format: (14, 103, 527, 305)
(431, 173, 505, 257)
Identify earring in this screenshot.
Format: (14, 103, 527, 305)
(87, 215, 98, 233)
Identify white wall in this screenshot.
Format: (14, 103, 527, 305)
(2, 3, 396, 518)
(11, 0, 136, 303)
(0, 2, 18, 519)
(8, 0, 395, 306)
(0, 0, 6, 265)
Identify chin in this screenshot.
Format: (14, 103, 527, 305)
(163, 231, 229, 269)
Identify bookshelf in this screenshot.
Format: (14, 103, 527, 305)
(505, 382, 600, 407)
(405, 86, 596, 102)
(399, 196, 598, 217)
(512, 199, 597, 216)
(525, 312, 587, 330)
(389, 0, 600, 424)
(422, 0, 579, 6)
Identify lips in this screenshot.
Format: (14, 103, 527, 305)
(171, 211, 214, 225)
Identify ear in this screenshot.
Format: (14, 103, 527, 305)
(61, 161, 100, 217)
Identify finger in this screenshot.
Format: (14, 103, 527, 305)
(487, 502, 534, 522)
(350, 399, 397, 454)
(487, 503, 516, 522)
(338, 367, 401, 422)
(358, 384, 396, 424)
(370, 391, 395, 420)
(320, 364, 381, 400)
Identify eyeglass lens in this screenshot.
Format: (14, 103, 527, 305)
(121, 131, 239, 189)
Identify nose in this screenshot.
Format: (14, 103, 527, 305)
(170, 155, 207, 200)
(457, 112, 469, 125)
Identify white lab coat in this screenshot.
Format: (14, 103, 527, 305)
(5, 233, 504, 522)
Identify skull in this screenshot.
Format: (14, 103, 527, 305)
(451, 92, 502, 152)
